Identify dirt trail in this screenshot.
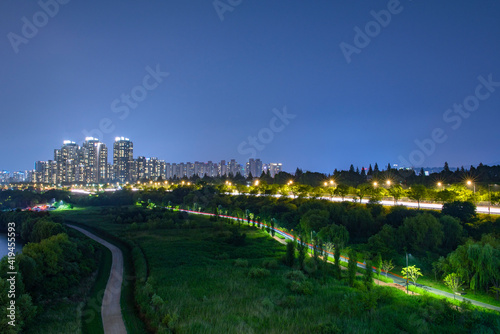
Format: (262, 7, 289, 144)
(67, 225, 127, 333)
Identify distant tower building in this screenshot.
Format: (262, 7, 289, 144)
(136, 156, 147, 180)
(165, 163, 172, 179)
(228, 159, 237, 177)
(268, 163, 283, 178)
(219, 160, 227, 177)
(246, 158, 263, 178)
(147, 157, 162, 180)
(54, 140, 79, 184)
(113, 137, 133, 183)
(83, 137, 108, 184)
(128, 160, 138, 183)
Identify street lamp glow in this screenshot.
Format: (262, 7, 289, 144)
(386, 180, 391, 186)
(254, 180, 259, 186)
(437, 182, 442, 187)
(330, 180, 334, 185)
(324, 182, 328, 187)
(467, 180, 472, 186)
(373, 182, 378, 187)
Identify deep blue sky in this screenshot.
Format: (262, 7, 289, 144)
(1, 0, 499, 173)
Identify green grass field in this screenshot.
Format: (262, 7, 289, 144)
(82, 244, 111, 334)
(56, 207, 499, 333)
(54, 207, 150, 334)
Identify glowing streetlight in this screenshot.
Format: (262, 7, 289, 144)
(324, 181, 328, 187)
(466, 180, 475, 194)
(373, 181, 378, 187)
(386, 180, 391, 186)
(254, 180, 259, 186)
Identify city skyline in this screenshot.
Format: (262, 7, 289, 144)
(4, 137, 283, 184)
(1, 1, 499, 173)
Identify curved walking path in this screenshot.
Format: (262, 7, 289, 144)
(67, 224, 127, 334)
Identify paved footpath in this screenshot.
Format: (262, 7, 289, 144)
(67, 225, 127, 334)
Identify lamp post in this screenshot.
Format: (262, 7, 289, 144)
(467, 180, 475, 193)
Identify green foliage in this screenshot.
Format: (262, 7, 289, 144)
(407, 185, 427, 208)
(347, 249, 357, 287)
(262, 258, 279, 269)
(444, 273, 464, 298)
(297, 236, 307, 270)
(401, 265, 423, 284)
(248, 267, 271, 278)
(444, 237, 500, 296)
(284, 240, 295, 267)
(399, 213, 444, 254)
(381, 259, 395, 277)
(234, 258, 249, 267)
(54, 206, 500, 333)
(442, 201, 477, 223)
(364, 260, 374, 289)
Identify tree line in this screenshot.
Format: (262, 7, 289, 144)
(0, 211, 99, 333)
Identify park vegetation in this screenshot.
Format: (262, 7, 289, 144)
(0, 211, 100, 333)
(58, 204, 500, 333)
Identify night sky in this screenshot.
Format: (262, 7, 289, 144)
(1, 0, 499, 173)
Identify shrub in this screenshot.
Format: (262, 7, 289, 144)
(304, 257, 318, 275)
(262, 259, 279, 269)
(313, 322, 342, 334)
(234, 258, 249, 267)
(248, 267, 271, 278)
(284, 270, 306, 282)
(289, 280, 313, 295)
(215, 252, 229, 260)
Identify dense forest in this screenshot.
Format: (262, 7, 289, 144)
(0, 211, 99, 333)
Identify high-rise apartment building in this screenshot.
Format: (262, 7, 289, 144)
(113, 137, 133, 183)
(83, 137, 108, 184)
(268, 163, 283, 178)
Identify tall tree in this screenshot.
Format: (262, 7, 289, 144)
(401, 265, 423, 285)
(408, 184, 427, 209)
(444, 161, 450, 173)
(388, 185, 405, 205)
(348, 249, 357, 287)
(381, 259, 395, 278)
(285, 240, 295, 267)
(444, 273, 464, 299)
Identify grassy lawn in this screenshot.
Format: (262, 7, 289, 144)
(417, 276, 500, 307)
(54, 207, 149, 334)
(24, 299, 83, 334)
(82, 244, 111, 334)
(54, 207, 500, 333)
(389, 261, 500, 308)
